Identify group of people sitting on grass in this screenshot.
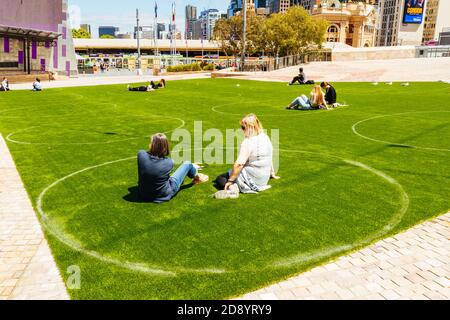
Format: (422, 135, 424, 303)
(0, 77, 43, 92)
(287, 82, 338, 110)
(137, 114, 279, 203)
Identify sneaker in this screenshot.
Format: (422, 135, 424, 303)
(193, 173, 209, 185)
(127, 85, 131, 91)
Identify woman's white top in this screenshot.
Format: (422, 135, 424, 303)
(235, 132, 273, 194)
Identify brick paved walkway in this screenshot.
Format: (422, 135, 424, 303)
(240, 214, 449, 300)
(0, 134, 69, 300)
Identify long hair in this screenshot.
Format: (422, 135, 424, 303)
(240, 114, 263, 138)
(313, 85, 327, 106)
(149, 133, 170, 158)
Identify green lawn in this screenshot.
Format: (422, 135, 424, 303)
(0, 79, 449, 299)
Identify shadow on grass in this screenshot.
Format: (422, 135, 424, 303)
(123, 184, 195, 203)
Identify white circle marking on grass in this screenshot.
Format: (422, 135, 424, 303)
(37, 148, 407, 276)
(352, 111, 450, 152)
(271, 149, 410, 268)
(6, 115, 186, 146)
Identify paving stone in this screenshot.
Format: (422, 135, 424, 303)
(240, 212, 449, 300)
(0, 135, 69, 300)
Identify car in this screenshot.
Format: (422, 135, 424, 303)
(424, 40, 439, 46)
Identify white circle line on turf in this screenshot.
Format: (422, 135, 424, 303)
(37, 148, 408, 276)
(271, 150, 409, 268)
(37, 148, 229, 276)
(352, 111, 450, 152)
(6, 116, 186, 146)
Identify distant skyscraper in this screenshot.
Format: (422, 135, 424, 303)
(156, 23, 166, 40)
(185, 5, 198, 39)
(290, 0, 318, 11)
(134, 26, 154, 39)
(80, 23, 91, 35)
(99, 26, 119, 38)
(268, 0, 291, 13)
(199, 9, 224, 40)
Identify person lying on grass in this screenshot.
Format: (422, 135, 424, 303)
(128, 79, 166, 92)
(213, 114, 280, 200)
(286, 85, 328, 110)
(138, 133, 208, 203)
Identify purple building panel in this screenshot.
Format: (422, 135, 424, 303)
(32, 41, 37, 59)
(41, 59, 46, 71)
(62, 27, 67, 40)
(66, 61, 71, 77)
(53, 42, 58, 68)
(3, 36, 9, 53)
(62, 45, 66, 57)
(18, 51, 24, 64)
(0, 0, 63, 32)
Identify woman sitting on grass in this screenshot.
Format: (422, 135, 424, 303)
(138, 133, 208, 203)
(214, 114, 280, 199)
(128, 79, 166, 92)
(286, 85, 328, 110)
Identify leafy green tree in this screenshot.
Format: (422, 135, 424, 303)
(214, 6, 328, 58)
(71, 28, 91, 39)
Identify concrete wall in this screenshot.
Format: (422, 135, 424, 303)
(332, 46, 416, 61)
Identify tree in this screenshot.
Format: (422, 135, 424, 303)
(72, 28, 91, 39)
(100, 34, 115, 39)
(213, 6, 328, 58)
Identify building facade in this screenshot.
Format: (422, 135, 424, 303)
(376, 0, 427, 46)
(185, 5, 198, 40)
(80, 24, 91, 35)
(268, 0, 291, 13)
(156, 23, 166, 40)
(0, 0, 77, 76)
(311, 0, 378, 47)
(134, 26, 154, 40)
(422, 0, 450, 43)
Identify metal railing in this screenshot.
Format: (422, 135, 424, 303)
(416, 45, 450, 58)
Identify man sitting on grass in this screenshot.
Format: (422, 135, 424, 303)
(32, 78, 42, 91)
(289, 68, 306, 85)
(0, 77, 10, 91)
(138, 133, 208, 203)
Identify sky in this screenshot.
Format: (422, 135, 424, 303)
(68, 0, 229, 38)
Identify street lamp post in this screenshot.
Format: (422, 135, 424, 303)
(241, 0, 247, 72)
(136, 8, 142, 75)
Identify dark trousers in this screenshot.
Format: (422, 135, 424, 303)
(214, 172, 230, 190)
(290, 76, 305, 85)
(129, 86, 148, 92)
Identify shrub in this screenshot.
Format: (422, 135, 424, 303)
(202, 63, 215, 71)
(166, 63, 204, 73)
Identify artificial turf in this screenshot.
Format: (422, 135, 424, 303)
(0, 79, 449, 299)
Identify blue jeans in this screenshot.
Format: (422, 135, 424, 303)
(169, 161, 198, 193)
(291, 95, 312, 110)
